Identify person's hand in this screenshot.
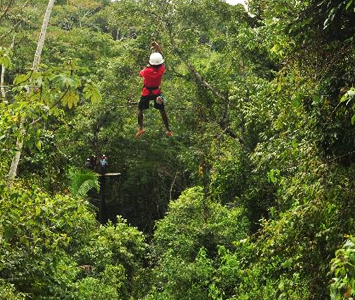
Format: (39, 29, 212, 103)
(151, 41, 162, 53)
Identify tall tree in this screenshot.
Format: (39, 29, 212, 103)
(7, 0, 56, 186)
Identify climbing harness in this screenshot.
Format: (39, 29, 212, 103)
(144, 85, 160, 94)
(143, 85, 164, 105)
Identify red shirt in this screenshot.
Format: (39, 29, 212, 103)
(140, 64, 166, 96)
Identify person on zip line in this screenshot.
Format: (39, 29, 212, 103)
(136, 41, 173, 138)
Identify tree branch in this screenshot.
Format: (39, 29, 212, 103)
(30, 86, 70, 126)
(0, 0, 16, 24)
(185, 61, 227, 102)
(181, 58, 243, 142)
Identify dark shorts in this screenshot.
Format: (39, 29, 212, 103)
(138, 94, 165, 111)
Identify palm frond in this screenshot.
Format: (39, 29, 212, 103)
(69, 169, 100, 197)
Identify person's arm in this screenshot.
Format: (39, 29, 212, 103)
(151, 41, 163, 53)
(140, 68, 145, 77)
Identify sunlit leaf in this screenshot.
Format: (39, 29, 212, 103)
(52, 74, 81, 89)
(61, 88, 79, 109)
(83, 82, 102, 103)
(35, 140, 42, 151)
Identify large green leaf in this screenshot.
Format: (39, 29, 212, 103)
(83, 81, 102, 103)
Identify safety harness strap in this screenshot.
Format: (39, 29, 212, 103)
(143, 85, 160, 95)
(144, 85, 160, 91)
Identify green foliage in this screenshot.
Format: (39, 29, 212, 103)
(0, 47, 12, 69)
(0, 185, 94, 298)
(0, 280, 26, 300)
(148, 186, 249, 299)
(147, 247, 215, 300)
(209, 142, 249, 204)
(83, 81, 102, 103)
(330, 236, 355, 300)
(0, 184, 147, 299)
(2, 0, 355, 299)
(52, 0, 108, 31)
(75, 216, 148, 299)
(74, 265, 125, 300)
(69, 168, 100, 197)
(153, 186, 249, 257)
(340, 87, 355, 125)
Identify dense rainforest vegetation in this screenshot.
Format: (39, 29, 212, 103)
(1, 0, 355, 299)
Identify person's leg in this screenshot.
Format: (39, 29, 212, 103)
(160, 109, 173, 136)
(153, 95, 173, 136)
(138, 108, 144, 130)
(138, 96, 151, 129)
(136, 97, 149, 138)
(136, 108, 146, 138)
(159, 109, 169, 131)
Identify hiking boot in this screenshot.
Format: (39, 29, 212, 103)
(166, 131, 173, 137)
(136, 128, 146, 138)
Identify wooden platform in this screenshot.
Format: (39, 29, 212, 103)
(98, 173, 121, 177)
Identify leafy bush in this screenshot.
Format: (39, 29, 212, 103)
(330, 236, 355, 300)
(148, 186, 249, 299)
(0, 185, 147, 299)
(0, 280, 26, 300)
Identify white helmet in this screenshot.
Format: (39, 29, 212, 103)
(149, 52, 164, 65)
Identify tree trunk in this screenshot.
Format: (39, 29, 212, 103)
(32, 0, 56, 72)
(7, 0, 56, 187)
(1, 35, 15, 101)
(0, 62, 5, 99)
